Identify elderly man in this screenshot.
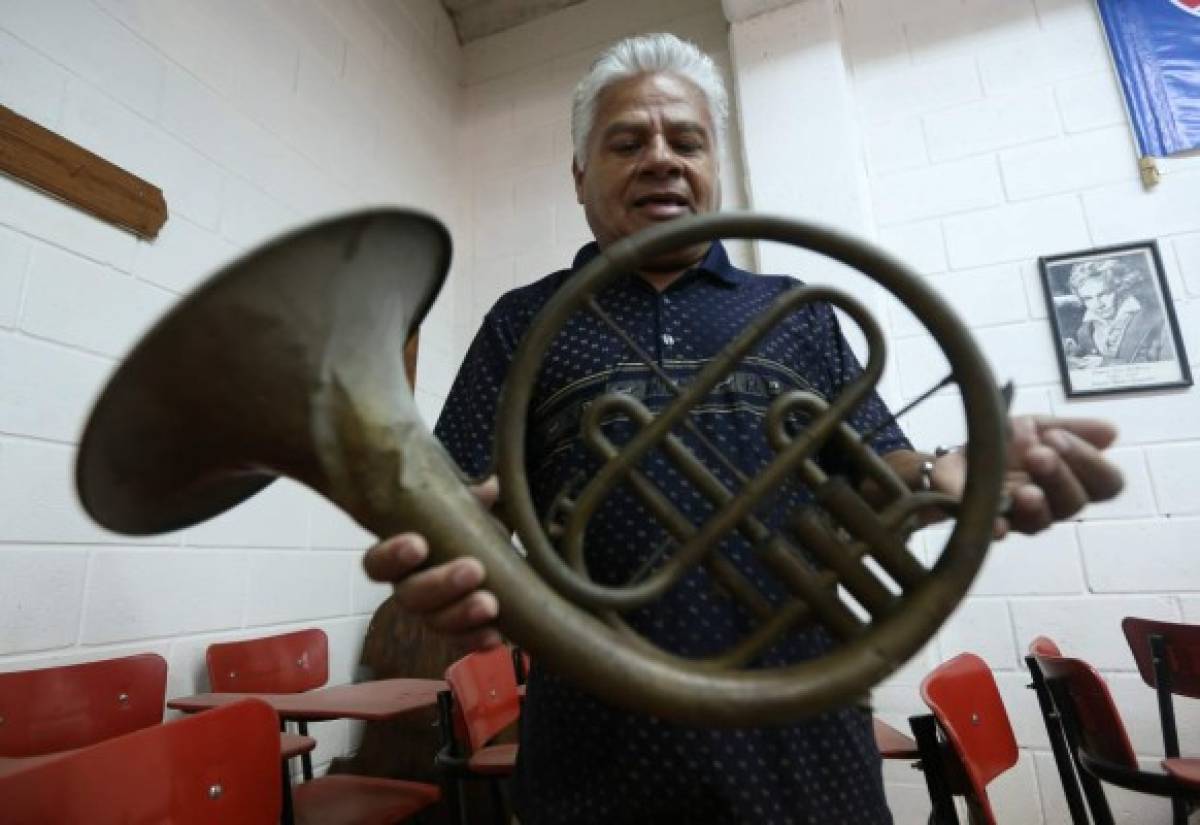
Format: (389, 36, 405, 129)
(366, 33, 1123, 824)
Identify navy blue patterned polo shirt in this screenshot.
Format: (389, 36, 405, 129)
(434, 240, 909, 825)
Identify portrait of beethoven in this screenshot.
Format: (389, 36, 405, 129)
(1040, 241, 1191, 396)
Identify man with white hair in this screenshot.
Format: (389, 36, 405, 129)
(365, 33, 1123, 824)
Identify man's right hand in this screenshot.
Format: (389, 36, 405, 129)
(361, 476, 503, 651)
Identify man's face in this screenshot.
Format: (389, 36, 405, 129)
(573, 72, 719, 272)
(1077, 277, 1118, 321)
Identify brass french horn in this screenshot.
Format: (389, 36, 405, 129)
(75, 208, 1006, 727)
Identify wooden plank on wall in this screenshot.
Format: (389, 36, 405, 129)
(0, 104, 167, 239)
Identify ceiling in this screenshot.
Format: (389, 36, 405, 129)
(440, 0, 587, 43)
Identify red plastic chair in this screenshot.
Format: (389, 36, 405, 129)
(1122, 617, 1200, 825)
(437, 645, 521, 825)
(1035, 649, 1200, 825)
(207, 628, 329, 693)
(1023, 637, 1088, 825)
(207, 629, 328, 780)
(915, 653, 1018, 825)
(0, 653, 167, 757)
(0, 697, 282, 825)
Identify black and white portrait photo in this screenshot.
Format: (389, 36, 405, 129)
(1040, 241, 1192, 397)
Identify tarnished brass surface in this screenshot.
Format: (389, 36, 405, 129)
(75, 208, 1006, 726)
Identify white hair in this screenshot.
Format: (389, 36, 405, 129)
(570, 33, 729, 167)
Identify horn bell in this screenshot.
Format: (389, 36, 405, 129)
(75, 208, 451, 536)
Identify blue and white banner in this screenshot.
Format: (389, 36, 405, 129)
(1095, 0, 1200, 158)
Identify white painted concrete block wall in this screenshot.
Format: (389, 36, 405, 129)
(0, 0, 465, 771)
(832, 0, 1200, 822)
(455, 0, 753, 355)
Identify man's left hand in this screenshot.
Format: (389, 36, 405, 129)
(931, 416, 1124, 538)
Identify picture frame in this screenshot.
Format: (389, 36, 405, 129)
(1038, 240, 1191, 397)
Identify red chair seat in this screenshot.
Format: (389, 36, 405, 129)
(280, 732, 317, 760)
(1163, 758, 1200, 791)
(467, 742, 518, 774)
(292, 774, 441, 825)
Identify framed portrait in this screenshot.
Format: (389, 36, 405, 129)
(1038, 240, 1192, 397)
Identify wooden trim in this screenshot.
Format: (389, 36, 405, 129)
(0, 104, 167, 239)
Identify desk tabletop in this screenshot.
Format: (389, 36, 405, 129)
(872, 717, 919, 759)
(167, 677, 446, 721)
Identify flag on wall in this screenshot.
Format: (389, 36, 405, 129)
(1094, 0, 1200, 166)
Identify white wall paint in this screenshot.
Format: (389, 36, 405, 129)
(454, 0, 753, 358)
(0, 0, 465, 772)
(728, 1, 1200, 822)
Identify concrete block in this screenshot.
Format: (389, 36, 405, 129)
(1000, 127, 1137, 201)
(1084, 169, 1200, 246)
(1080, 518, 1200, 593)
(896, 320, 1060, 398)
(2, 0, 165, 120)
(944, 195, 1090, 269)
(970, 523, 1085, 597)
(309, 497, 375, 550)
(0, 546, 87, 655)
(0, 227, 31, 328)
(93, 0, 238, 107)
(0, 28, 70, 127)
(469, 255, 515, 320)
(554, 203, 593, 251)
(132, 215, 237, 295)
(873, 156, 1004, 226)
(977, 17, 1105, 96)
(0, 437, 163, 545)
(923, 262, 1031, 332)
(219, 177, 297, 249)
(59, 78, 223, 230)
(994, 670, 1051, 749)
(987, 750, 1046, 825)
(0, 332, 108, 443)
(244, 550, 353, 627)
(184, 478, 313, 549)
(1076, 447, 1155, 521)
(352, 567, 392, 616)
(855, 54, 982, 124)
(937, 598, 1019, 670)
(21, 244, 173, 358)
(1032, 749, 1075, 825)
(83, 549, 247, 644)
(1056, 71, 1126, 134)
(863, 117, 928, 176)
(0, 177, 137, 272)
(877, 220, 948, 277)
(1009, 595, 1178, 670)
(1171, 232, 1200, 298)
(923, 88, 1060, 163)
(1050, 388, 1200, 445)
(264, 0, 346, 72)
(1146, 443, 1200, 516)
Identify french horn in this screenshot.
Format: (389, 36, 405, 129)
(75, 208, 1006, 727)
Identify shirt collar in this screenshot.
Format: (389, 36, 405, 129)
(571, 238, 749, 288)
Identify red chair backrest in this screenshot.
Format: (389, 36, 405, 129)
(0, 698, 281, 825)
(920, 653, 1018, 825)
(1121, 616, 1200, 699)
(1034, 652, 1138, 770)
(1028, 635, 1063, 657)
(0, 653, 167, 757)
(444, 646, 521, 752)
(207, 628, 328, 693)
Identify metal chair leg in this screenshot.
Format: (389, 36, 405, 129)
(910, 714, 959, 825)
